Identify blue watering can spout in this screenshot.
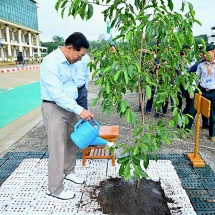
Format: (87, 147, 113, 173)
(91, 137, 108, 145)
(70, 119, 114, 150)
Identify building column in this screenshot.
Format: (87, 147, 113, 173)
(30, 47, 33, 57)
(7, 45, 11, 56)
(0, 47, 4, 59)
(18, 29, 22, 52)
(36, 34, 39, 46)
(12, 31, 15, 41)
(13, 49, 16, 58)
(37, 48, 41, 57)
(28, 32, 32, 57)
(5, 26, 10, 43)
(28, 32, 32, 45)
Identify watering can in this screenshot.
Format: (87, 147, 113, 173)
(70, 119, 114, 150)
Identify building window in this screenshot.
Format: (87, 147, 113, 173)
(0, 0, 39, 30)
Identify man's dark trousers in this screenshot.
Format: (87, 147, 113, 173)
(76, 85, 88, 110)
(185, 89, 215, 137)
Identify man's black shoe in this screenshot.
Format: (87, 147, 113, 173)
(154, 113, 159, 118)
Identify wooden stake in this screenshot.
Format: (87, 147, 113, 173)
(187, 93, 210, 168)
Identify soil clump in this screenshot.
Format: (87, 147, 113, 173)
(94, 177, 171, 215)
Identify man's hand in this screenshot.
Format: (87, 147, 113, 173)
(80, 109, 94, 121)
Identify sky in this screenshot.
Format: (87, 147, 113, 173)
(37, 0, 215, 42)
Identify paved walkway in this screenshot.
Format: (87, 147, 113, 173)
(0, 152, 203, 215)
(0, 82, 41, 128)
(0, 66, 42, 156)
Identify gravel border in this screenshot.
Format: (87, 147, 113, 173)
(5, 80, 215, 171)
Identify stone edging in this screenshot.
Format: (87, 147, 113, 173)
(0, 65, 40, 73)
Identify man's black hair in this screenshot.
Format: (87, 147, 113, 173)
(65, 32, 89, 51)
(206, 43, 215, 52)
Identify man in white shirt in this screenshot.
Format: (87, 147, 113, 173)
(185, 43, 215, 141)
(40, 32, 94, 200)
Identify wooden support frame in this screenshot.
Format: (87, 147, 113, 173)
(82, 126, 119, 166)
(187, 93, 211, 168)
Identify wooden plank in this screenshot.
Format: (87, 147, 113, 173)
(201, 96, 211, 118)
(81, 126, 119, 167)
(86, 155, 112, 159)
(94, 148, 98, 156)
(89, 148, 95, 157)
(194, 93, 200, 111)
(105, 149, 109, 156)
(99, 126, 119, 141)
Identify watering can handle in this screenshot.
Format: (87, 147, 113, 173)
(74, 119, 84, 131)
(90, 118, 100, 131)
(74, 118, 100, 131)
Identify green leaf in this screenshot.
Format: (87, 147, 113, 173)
(145, 76, 151, 83)
(168, 120, 175, 128)
(106, 81, 110, 94)
(120, 100, 126, 113)
(119, 164, 124, 176)
(188, 2, 193, 11)
(133, 126, 143, 137)
(194, 19, 202, 26)
(91, 97, 100, 107)
(126, 31, 132, 42)
(167, 0, 173, 11)
(145, 85, 151, 100)
(143, 154, 149, 169)
(114, 70, 121, 82)
(132, 156, 140, 165)
(61, 7, 66, 18)
(126, 109, 132, 123)
(140, 144, 148, 154)
(134, 0, 140, 9)
(55, 0, 61, 11)
(180, 1, 185, 12)
(123, 67, 129, 84)
(174, 33, 182, 50)
(117, 156, 129, 164)
(124, 162, 131, 180)
(103, 65, 111, 73)
(132, 146, 139, 156)
(87, 4, 93, 20)
(61, 0, 68, 8)
(177, 114, 182, 127)
(138, 169, 148, 178)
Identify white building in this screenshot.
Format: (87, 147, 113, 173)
(0, 0, 47, 62)
(208, 26, 215, 44)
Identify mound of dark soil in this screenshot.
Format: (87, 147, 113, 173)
(95, 177, 171, 215)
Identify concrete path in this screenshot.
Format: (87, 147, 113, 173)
(0, 66, 42, 156)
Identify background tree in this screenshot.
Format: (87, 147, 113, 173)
(52, 35, 64, 43)
(55, 0, 204, 186)
(41, 35, 64, 54)
(98, 34, 106, 42)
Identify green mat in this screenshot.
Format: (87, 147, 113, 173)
(0, 82, 41, 128)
